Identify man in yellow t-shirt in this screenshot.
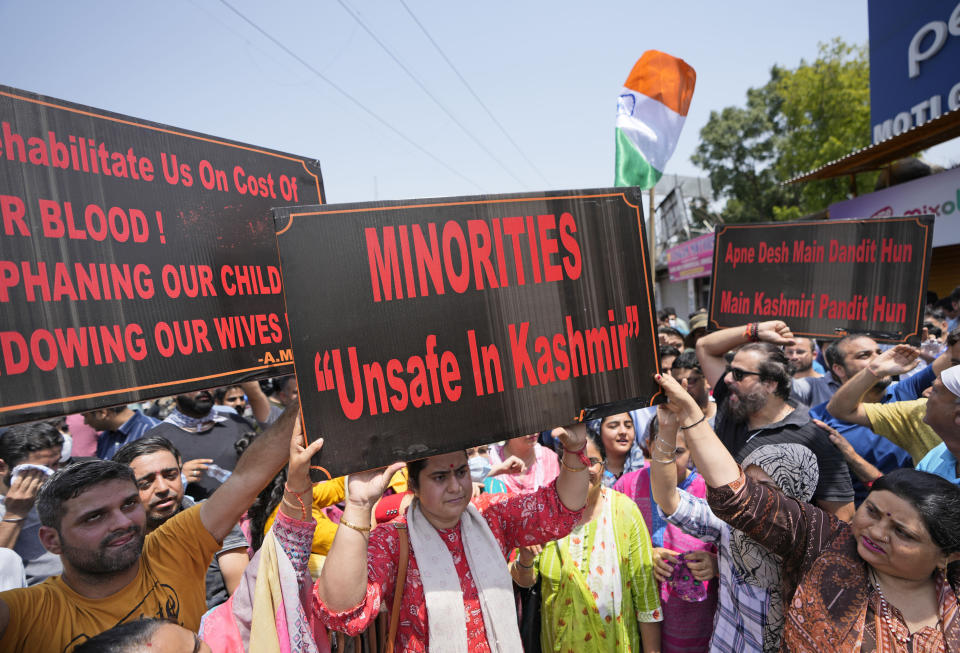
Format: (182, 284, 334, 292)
(827, 344, 954, 463)
(0, 403, 300, 653)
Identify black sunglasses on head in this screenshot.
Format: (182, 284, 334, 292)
(726, 366, 761, 382)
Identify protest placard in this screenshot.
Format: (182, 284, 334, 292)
(0, 85, 324, 425)
(274, 188, 659, 478)
(709, 217, 933, 341)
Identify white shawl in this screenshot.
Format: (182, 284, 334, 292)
(406, 499, 523, 653)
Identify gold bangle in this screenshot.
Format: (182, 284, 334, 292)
(339, 517, 372, 534)
(560, 458, 588, 472)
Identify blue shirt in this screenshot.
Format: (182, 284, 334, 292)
(96, 410, 161, 460)
(887, 365, 936, 402)
(809, 403, 913, 505)
(917, 443, 960, 484)
(807, 364, 934, 504)
(792, 363, 935, 408)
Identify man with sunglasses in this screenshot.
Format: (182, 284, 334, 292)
(696, 320, 855, 520)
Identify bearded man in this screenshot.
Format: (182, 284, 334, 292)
(696, 320, 855, 520)
(0, 406, 299, 652)
(784, 337, 821, 379)
(141, 389, 254, 500)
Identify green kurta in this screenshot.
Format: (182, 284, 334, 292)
(536, 489, 662, 652)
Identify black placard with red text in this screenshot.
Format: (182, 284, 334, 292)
(709, 217, 933, 341)
(0, 85, 324, 425)
(274, 189, 660, 479)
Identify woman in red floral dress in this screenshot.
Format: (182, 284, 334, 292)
(312, 426, 591, 652)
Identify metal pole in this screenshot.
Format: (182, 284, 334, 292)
(648, 186, 657, 305)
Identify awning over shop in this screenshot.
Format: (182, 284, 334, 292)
(785, 109, 960, 184)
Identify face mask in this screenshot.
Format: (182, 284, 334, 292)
(668, 318, 677, 327)
(469, 455, 491, 482)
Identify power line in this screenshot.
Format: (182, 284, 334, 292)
(398, 0, 552, 187)
(334, 0, 530, 189)
(215, 0, 484, 192)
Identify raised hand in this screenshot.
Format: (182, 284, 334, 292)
(554, 425, 587, 453)
(757, 320, 795, 346)
(3, 469, 45, 518)
(654, 373, 701, 419)
(346, 462, 406, 508)
(867, 344, 920, 378)
(287, 431, 324, 493)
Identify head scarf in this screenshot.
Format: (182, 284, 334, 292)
(587, 414, 646, 487)
(942, 365, 960, 399)
(730, 443, 819, 653)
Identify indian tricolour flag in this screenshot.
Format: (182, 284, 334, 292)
(614, 51, 696, 189)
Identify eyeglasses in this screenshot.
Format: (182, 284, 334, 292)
(726, 366, 762, 382)
(588, 457, 603, 467)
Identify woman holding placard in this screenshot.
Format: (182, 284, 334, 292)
(312, 427, 590, 652)
(653, 371, 960, 653)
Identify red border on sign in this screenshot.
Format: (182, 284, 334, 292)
(277, 190, 665, 430)
(0, 89, 320, 415)
(707, 217, 932, 340)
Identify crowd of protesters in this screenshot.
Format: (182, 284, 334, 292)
(2, 290, 960, 652)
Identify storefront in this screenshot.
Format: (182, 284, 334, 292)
(829, 165, 960, 296)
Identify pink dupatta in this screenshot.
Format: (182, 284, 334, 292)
(201, 511, 329, 653)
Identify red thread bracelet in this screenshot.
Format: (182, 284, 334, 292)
(284, 482, 311, 495)
(564, 442, 591, 468)
(282, 494, 308, 520)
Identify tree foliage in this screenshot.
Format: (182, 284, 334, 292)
(693, 39, 876, 223)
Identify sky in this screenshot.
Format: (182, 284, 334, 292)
(2, 0, 958, 214)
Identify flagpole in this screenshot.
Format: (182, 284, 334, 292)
(615, 49, 695, 309)
(648, 186, 657, 305)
